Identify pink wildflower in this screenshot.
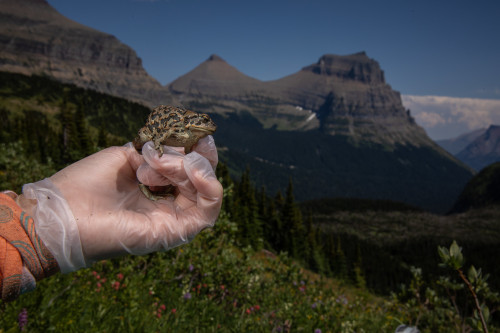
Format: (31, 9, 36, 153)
(112, 281, 120, 291)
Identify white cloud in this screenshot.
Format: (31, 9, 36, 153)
(414, 111, 446, 127)
(402, 95, 500, 140)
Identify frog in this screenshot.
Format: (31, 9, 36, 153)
(133, 105, 217, 200)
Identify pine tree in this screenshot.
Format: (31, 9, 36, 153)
(234, 168, 262, 249)
(353, 244, 366, 288)
(281, 179, 305, 259)
(59, 101, 79, 164)
(74, 106, 93, 157)
(266, 199, 283, 251)
(97, 123, 108, 148)
(335, 236, 348, 280)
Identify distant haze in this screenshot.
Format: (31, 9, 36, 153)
(402, 95, 500, 140)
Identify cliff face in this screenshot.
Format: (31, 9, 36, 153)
(170, 52, 431, 147)
(456, 125, 500, 170)
(0, 0, 170, 106)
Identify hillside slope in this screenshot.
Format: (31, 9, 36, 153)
(0, 0, 170, 106)
(456, 125, 500, 171)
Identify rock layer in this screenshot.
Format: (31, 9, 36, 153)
(0, 0, 170, 106)
(169, 53, 431, 146)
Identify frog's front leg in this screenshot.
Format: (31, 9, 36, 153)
(153, 139, 164, 157)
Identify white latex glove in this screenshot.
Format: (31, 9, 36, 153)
(22, 136, 223, 273)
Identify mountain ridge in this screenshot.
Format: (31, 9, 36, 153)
(0, 0, 475, 212)
(456, 125, 500, 170)
(0, 0, 171, 106)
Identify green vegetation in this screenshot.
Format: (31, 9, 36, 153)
(0, 72, 499, 331)
(1, 182, 498, 332)
(0, 71, 151, 191)
(210, 110, 473, 213)
(451, 162, 500, 213)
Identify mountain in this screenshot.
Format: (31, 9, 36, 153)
(169, 54, 263, 98)
(0, 0, 170, 106)
(455, 125, 500, 171)
(0, 0, 475, 212)
(436, 128, 487, 155)
(450, 161, 500, 213)
(170, 54, 474, 212)
(169, 53, 429, 146)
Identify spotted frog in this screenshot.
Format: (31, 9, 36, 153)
(133, 105, 217, 200)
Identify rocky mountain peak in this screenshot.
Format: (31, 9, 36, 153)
(207, 54, 226, 62)
(457, 125, 500, 170)
(168, 54, 261, 96)
(301, 52, 385, 83)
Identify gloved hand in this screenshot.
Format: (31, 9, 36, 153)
(20, 136, 223, 273)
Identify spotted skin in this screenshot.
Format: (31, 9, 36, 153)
(133, 105, 217, 156)
(133, 105, 217, 201)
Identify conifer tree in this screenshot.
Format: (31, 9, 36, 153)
(234, 168, 262, 249)
(60, 101, 79, 164)
(74, 106, 93, 157)
(335, 236, 348, 280)
(304, 212, 327, 273)
(281, 179, 305, 259)
(353, 244, 366, 288)
(97, 123, 108, 149)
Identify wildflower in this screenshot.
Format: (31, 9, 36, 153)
(18, 308, 28, 331)
(112, 281, 120, 291)
(220, 285, 225, 290)
(246, 308, 251, 314)
(96, 282, 102, 288)
(311, 302, 317, 309)
(254, 305, 260, 311)
(117, 273, 124, 281)
(171, 308, 177, 314)
(188, 264, 194, 272)
(314, 329, 322, 333)
(183, 292, 192, 300)
(160, 304, 166, 311)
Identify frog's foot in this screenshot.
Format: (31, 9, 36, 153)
(139, 183, 176, 201)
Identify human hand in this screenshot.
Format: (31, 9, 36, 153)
(22, 136, 223, 272)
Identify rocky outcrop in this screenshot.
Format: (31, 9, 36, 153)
(0, 0, 447, 149)
(456, 125, 500, 170)
(0, 0, 170, 106)
(170, 52, 431, 147)
(436, 128, 487, 155)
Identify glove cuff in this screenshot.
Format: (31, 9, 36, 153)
(23, 179, 87, 273)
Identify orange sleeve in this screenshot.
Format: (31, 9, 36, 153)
(0, 193, 60, 302)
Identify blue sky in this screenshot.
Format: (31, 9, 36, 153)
(46, 0, 500, 139)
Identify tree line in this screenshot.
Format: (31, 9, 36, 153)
(215, 164, 367, 288)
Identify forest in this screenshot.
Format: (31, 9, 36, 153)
(0, 71, 499, 332)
